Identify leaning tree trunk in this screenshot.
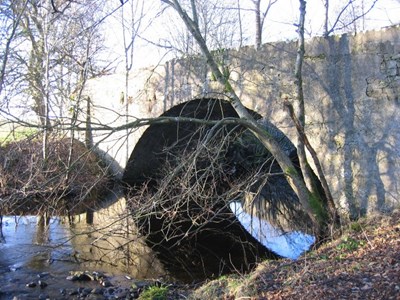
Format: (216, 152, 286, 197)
(162, 0, 329, 235)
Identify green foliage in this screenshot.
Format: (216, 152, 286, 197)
(308, 191, 328, 222)
(319, 254, 329, 260)
(218, 274, 241, 290)
(210, 72, 217, 81)
(0, 127, 38, 145)
(190, 276, 232, 300)
(139, 286, 168, 300)
(336, 236, 365, 252)
(350, 222, 363, 232)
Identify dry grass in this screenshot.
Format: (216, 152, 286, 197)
(0, 133, 113, 216)
(188, 210, 400, 300)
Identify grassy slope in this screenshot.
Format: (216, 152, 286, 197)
(185, 211, 400, 300)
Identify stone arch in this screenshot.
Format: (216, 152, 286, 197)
(122, 98, 307, 281)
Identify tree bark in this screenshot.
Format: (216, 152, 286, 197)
(162, 0, 323, 232)
(285, 102, 338, 222)
(294, 0, 315, 198)
(293, 0, 338, 227)
(254, 0, 262, 50)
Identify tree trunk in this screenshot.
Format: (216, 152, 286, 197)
(292, 0, 338, 229)
(163, 0, 327, 234)
(254, 0, 262, 50)
(85, 96, 93, 148)
(294, 0, 317, 202)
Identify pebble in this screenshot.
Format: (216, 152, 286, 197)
(92, 271, 105, 281)
(59, 288, 67, 295)
(66, 275, 78, 281)
(104, 287, 115, 296)
(113, 287, 130, 299)
(69, 290, 79, 296)
(81, 287, 93, 297)
(26, 282, 36, 288)
(12, 296, 29, 300)
(86, 294, 105, 300)
(67, 271, 95, 281)
(101, 279, 113, 287)
(37, 272, 50, 278)
(10, 270, 157, 300)
(38, 280, 48, 288)
(360, 284, 372, 290)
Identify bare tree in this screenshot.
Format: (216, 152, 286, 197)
(120, 0, 145, 163)
(322, 0, 379, 37)
(0, 0, 115, 223)
(1, 0, 109, 125)
(158, 0, 244, 56)
(285, 0, 337, 226)
(159, 0, 338, 238)
(0, 0, 29, 97)
(251, 0, 279, 49)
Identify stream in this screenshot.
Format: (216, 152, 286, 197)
(0, 203, 315, 299)
(0, 216, 164, 300)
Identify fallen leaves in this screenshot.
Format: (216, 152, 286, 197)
(189, 210, 400, 300)
(253, 211, 400, 300)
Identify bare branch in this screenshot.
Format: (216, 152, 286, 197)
(324, 0, 379, 36)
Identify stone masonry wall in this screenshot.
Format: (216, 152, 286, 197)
(86, 26, 400, 217)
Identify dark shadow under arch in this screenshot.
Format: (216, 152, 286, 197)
(122, 98, 307, 282)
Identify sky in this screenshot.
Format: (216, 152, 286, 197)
(102, 0, 400, 72)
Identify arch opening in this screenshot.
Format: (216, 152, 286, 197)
(122, 98, 314, 282)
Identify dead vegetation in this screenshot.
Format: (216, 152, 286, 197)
(0, 132, 113, 216)
(187, 210, 400, 299)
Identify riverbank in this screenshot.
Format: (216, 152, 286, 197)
(1, 211, 398, 299)
(188, 210, 400, 299)
(0, 134, 113, 216)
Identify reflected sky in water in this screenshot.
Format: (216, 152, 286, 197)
(0, 216, 76, 273)
(230, 201, 315, 259)
(0, 215, 164, 280)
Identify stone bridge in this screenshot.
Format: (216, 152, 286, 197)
(58, 25, 400, 280)
(84, 25, 400, 218)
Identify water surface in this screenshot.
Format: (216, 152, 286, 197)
(0, 216, 163, 299)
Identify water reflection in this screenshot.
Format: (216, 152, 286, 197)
(0, 210, 164, 281)
(0, 216, 80, 273)
(230, 201, 315, 259)
(0, 199, 314, 291)
(33, 219, 50, 245)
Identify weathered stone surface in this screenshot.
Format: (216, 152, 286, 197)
(86, 25, 400, 217)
